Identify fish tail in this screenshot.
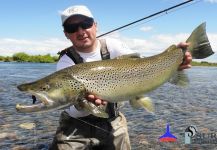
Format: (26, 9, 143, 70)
(186, 22, 214, 59)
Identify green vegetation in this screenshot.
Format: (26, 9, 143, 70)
(0, 52, 59, 63)
(0, 53, 216, 66)
(0, 56, 5, 61)
(191, 61, 217, 67)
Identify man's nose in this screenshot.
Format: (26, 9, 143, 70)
(77, 26, 85, 34)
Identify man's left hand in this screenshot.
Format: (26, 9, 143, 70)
(177, 42, 192, 70)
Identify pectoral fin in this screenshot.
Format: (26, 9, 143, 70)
(130, 96, 154, 113)
(78, 98, 109, 118)
(169, 71, 189, 86)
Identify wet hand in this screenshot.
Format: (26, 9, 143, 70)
(177, 42, 192, 70)
(86, 94, 108, 106)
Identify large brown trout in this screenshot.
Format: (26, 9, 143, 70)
(16, 23, 214, 118)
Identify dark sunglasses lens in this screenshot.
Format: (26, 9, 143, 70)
(80, 18, 94, 29)
(64, 18, 94, 33)
(64, 24, 78, 33)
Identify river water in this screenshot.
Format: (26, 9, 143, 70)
(0, 62, 217, 150)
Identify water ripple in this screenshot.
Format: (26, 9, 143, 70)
(0, 63, 217, 150)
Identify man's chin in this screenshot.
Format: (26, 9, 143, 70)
(77, 42, 93, 49)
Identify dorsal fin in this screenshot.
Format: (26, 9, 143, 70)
(114, 53, 141, 59)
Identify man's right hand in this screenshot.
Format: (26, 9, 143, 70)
(85, 94, 108, 106)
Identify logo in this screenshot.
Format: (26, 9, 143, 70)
(185, 125, 197, 144)
(159, 123, 177, 142)
(184, 125, 217, 144)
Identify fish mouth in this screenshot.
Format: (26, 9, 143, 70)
(16, 91, 55, 113)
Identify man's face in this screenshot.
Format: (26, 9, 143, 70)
(64, 15, 97, 52)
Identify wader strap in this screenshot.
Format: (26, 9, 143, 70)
(58, 39, 118, 118)
(58, 39, 110, 62)
(58, 46, 83, 64)
(98, 39, 118, 118)
(99, 39, 110, 60)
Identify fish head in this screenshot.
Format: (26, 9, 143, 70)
(16, 72, 84, 113)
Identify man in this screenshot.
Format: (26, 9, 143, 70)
(50, 5, 192, 150)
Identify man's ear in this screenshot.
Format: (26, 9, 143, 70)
(64, 31, 70, 39)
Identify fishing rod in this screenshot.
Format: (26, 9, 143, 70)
(97, 0, 195, 38)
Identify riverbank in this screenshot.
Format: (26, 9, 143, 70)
(1, 60, 217, 67)
(0, 53, 58, 63)
(0, 53, 217, 66)
(191, 61, 217, 67)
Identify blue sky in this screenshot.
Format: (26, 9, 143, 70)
(0, 0, 217, 62)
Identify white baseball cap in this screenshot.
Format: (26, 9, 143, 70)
(61, 5, 94, 25)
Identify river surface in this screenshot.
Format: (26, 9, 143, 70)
(0, 62, 217, 150)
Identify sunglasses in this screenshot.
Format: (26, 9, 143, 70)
(63, 18, 94, 33)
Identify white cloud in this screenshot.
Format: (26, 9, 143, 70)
(140, 26, 153, 32)
(108, 32, 217, 62)
(208, 33, 217, 50)
(0, 38, 71, 56)
(204, 0, 217, 3)
(108, 32, 189, 55)
(1, 32, 216, 62)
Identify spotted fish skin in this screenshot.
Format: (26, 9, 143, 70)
(70, 45, 183, 102)
(16, 22, 214, 113)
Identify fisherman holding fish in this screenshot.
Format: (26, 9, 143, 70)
(15, 4, 213, 149)
(48, 5, 192, 150)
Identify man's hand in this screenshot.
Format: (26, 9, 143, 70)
(177, 42, 192, 70)
(86, 94, 108, 105)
